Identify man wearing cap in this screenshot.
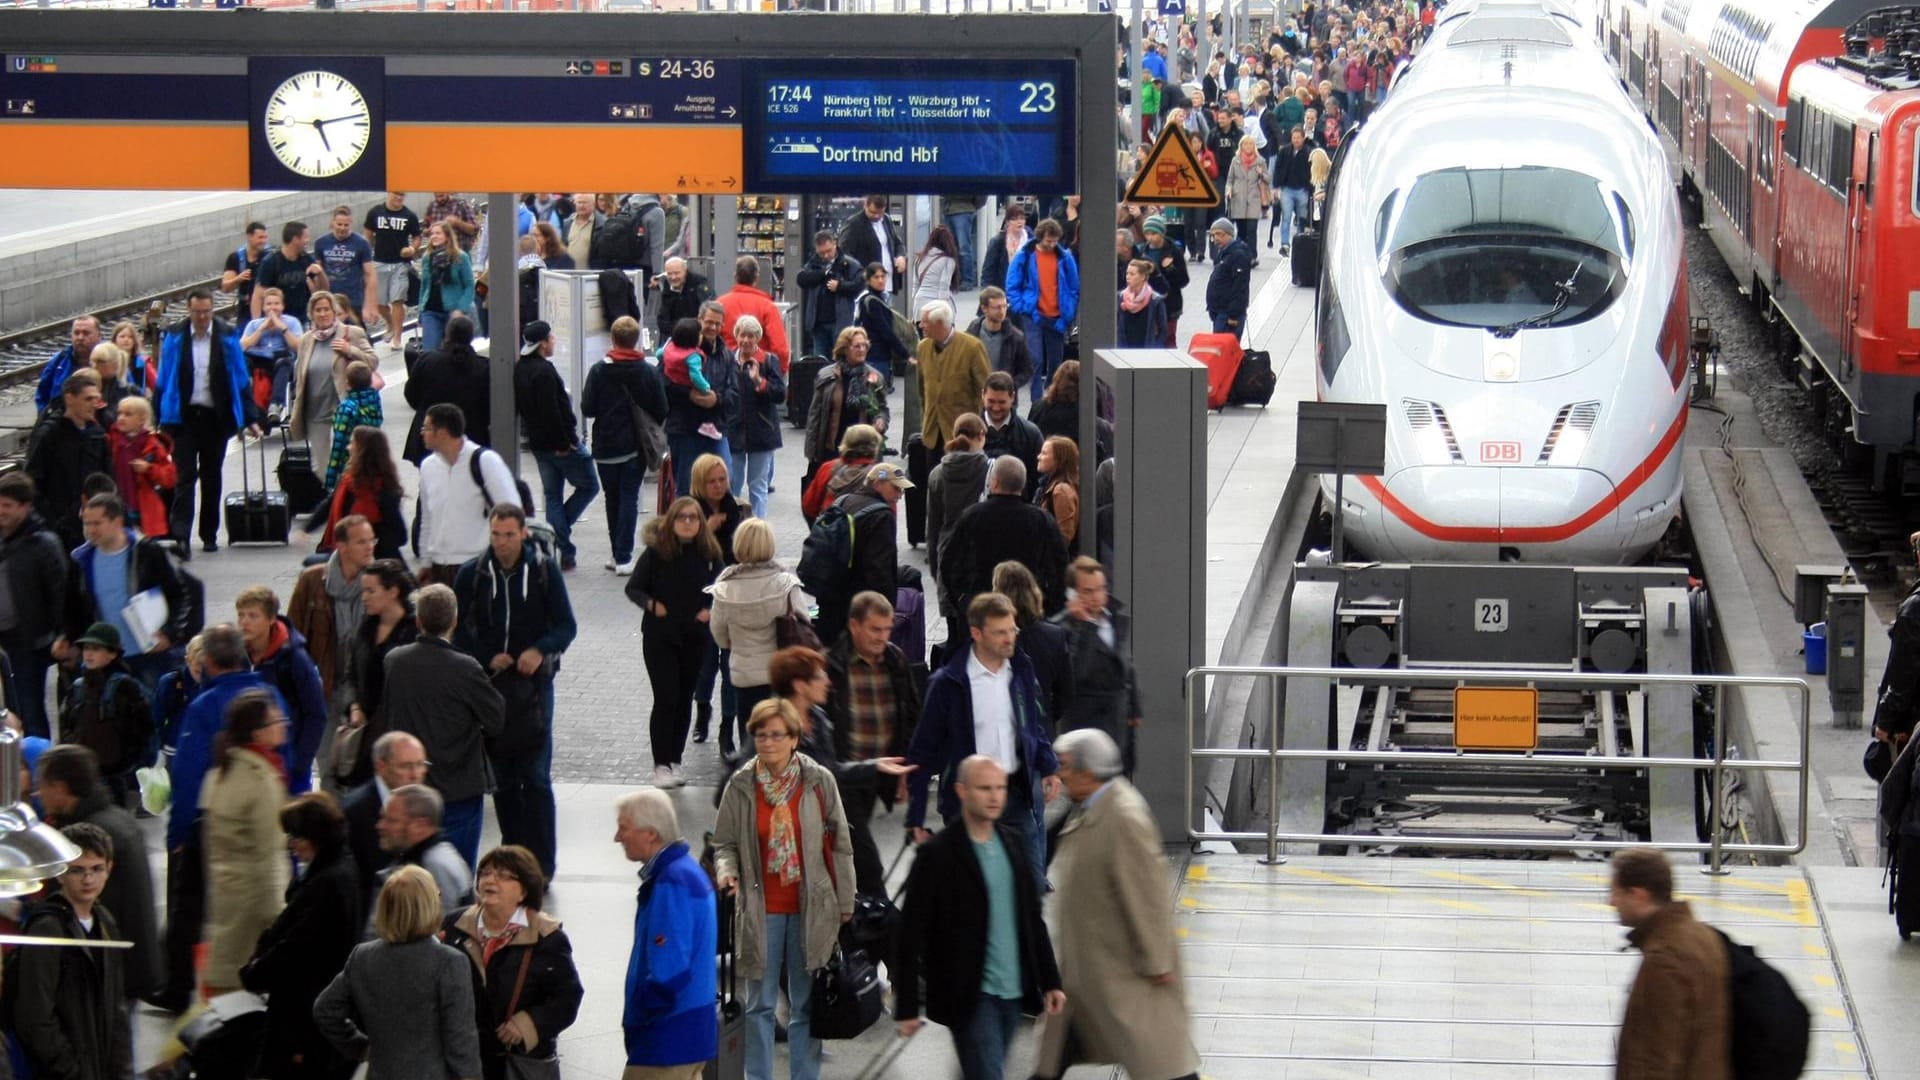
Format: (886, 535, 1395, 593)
(1135, 217, 1190, 347)
(815, 462, 911, 638)
(1206, 219, 1255, 340)
(56, 622, 152, 800)
(513, 320, 597, 572)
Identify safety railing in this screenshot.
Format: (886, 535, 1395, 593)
(1184, 665, 1812, 875)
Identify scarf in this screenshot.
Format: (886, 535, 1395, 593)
(1120, 281, 1154, 314)
(1237, 148, 1260, 171)
(243, 744, 288, 785)
(476, 906, 528, 967)
(755, 756, 805, 887)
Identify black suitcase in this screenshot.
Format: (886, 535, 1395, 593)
(276, 429, 326, 517)
(705, 892, 745, 1080)
(904, 433, 931, 547)
(786, 355, 828, 428)
(1229, 349, 1277, 406)
(224, 433, 290, 545)
(1291, 228, 1321, 288)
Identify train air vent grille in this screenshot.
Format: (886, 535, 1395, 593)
(1538, 401, 1601, 463)
(1404, 398, 1466, 462)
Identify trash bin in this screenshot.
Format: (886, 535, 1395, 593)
(1804, 622, 1828, 675)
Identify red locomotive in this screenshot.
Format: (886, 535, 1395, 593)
(1599, 0, 1920, 490)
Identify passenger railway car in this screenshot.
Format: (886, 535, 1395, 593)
(1316, 0, 1690, 564)
(1601, 0, 1920, 486)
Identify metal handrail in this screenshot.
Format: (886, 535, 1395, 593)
(1184, 664, 1812, 874)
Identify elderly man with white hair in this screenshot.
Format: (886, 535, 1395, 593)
(915, 299, 992, 456)
(615, 788, 717, 1080)
(1033, 729, 1202, 1080)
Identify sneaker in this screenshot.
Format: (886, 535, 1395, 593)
(560, 553, 577, 571)
(605, 560, 619, 572)
(1281, 245, 1291, 257)
(615, 559, 637, 575)
(653, 764, 682, 789)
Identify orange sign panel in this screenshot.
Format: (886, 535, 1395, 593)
(1123, 122, 1220, 207)
(1453, 687, 1539, 751)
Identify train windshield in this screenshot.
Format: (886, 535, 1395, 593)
(1379, 166, 1627, 332)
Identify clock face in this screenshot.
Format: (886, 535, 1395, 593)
(262, 71, 372, 179)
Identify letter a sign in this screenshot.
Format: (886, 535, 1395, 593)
(1123, 122, 1220, 208)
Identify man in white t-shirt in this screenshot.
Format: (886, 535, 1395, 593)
(412, 402, 520, 585)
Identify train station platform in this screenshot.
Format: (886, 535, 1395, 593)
(0, 188, 379, 334)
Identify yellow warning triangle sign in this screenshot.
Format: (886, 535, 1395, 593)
(1123, 122, 1221, 208)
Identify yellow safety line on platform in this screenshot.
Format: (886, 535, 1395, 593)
(1815, 974, 1837, 987)
(1416, 869, 1554, 897)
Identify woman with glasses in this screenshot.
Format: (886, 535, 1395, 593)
(712, 698, 855, 1080)
(241, 792, 362, 1080)
(626, 496, 725, 790)
(440, 845, 583, 1080)
(199, 688, 291, 996)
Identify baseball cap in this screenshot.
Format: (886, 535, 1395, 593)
(867, 463, 915, 490)
(520, 320, 552, 353)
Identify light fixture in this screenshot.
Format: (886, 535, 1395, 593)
(0, 728, 79, 886)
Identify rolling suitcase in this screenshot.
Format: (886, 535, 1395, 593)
(223, 433, 290, 545)
(276, 428, 326, 517)
(705, 892, 745, 1080)
(1229, 349, 1278, 407)
(1188, 332, 1245, 411)
(904, 433, 931, 547)
(786, 354, 828, 428)
(1291, 227, 1322, 288)
(892, 586, 927, 666)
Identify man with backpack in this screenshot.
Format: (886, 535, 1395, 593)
(801, 463, 911, 640)
(451, 503, 577, 880)
(412, 402, 525, 585)
(515, 321, 599, 573)
(591, 194, 666, 281)
(56, 623, 153, 805)
(1609, 848, 1731, 1079)
(61, 494, 200, 692)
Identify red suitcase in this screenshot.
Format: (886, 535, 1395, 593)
(1188, 332, 1245, 410)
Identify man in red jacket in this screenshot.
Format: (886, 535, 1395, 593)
(717, 255, 790, 369)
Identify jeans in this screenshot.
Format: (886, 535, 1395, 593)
(596, 457, 647, 565)
(730, 448, 776, 518)
(808, 325, 839, 360)
(1211, 311, 1244, 340)
(489, 678, 558, 877)
(419, 309, 450, 352)
(668, 432, 726, 499)
(727, 683, 771, 761)
(166, 410, 234, 546)
(534, 447, 601, 559)
(746, 913, 819, 1080)
(442, 795, 485, 870)
(954, 996, 1023, 1080)
(643, 631, 707, 768)
(696, 640, 736, 749)
(1025, 320, 1068, 400)
(1277, 186, 1311, 249)
(945, 210, 978, 290)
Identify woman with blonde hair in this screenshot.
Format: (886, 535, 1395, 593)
(712, 697, 854, 1080)
(707, 518, 809, 759)
(314, 865, 481, 1080)
(1225, 132, 1271, 256)
(289, 291, 377, 466)
(626, 495, 725, 789)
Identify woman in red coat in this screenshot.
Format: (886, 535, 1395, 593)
(107, 396, 176, 538)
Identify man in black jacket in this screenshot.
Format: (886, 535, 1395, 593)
(25, 371, 109, 555)
(38, 745, 162, 1003)
(341, 730, 429, 910)
(63, 494, 196, 690)
(514, 321, 598, 571)
(451, 504, 577, 879)
(826, 592, 924, 894)
(1051, 557, 1144, 775)
(0, 472, 69, 738)
(979, 374, 1044, 499)
(1206, 218, 1255, 338)
(795, 231, 863, 359)
(402, 314, 490, 465)
(14, 822, 133, 1080)
(895, 754, 1064, 1080)
(838, 195, 907, 296)
(654, 257, 713, 346)
(383, 583, 504, 869)
(814, 464, 909, 637)
(966, 291, 1036, 400)
(939, 456, 1069, 617)
(1270, 126, 1316, 256)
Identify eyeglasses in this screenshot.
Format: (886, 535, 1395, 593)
(477, 867, 520, 882)
(752, 731, 796, 742)
(64, 864, 108, 881)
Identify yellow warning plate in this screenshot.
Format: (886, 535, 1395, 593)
(1123, 122, 1221, 207)
(1453, 687, 1539, 750)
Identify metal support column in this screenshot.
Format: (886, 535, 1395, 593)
(1093, 349, 1208, 840)
(486, 192, 519, 474)
(1077, 17, 1119, 557)
(715, 197, 740, 295)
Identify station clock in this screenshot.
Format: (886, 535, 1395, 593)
(248, 57, 386, 190)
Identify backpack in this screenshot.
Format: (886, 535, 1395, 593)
(797, 497, 863, 599)
(145, 537, 205, 641)
(590, 200, 654, 271)
(1713, 927, 1810, 1080)
(518, 266, 542, 330)
(597, 268, 643, 325)
(861, 293, 918, 361)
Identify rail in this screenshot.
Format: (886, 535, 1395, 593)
(1184, 664, 1812, 874)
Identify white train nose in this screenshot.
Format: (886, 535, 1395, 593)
(1375, 465, 1624, 561)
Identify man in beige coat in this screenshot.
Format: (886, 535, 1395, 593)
(1033, 729, 1201, 1080)
(915, 301, 991, 452)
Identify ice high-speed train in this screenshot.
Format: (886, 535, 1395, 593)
(1317, 0, 1691, 564)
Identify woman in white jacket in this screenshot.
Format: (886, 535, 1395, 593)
(706, 518, 811, 757)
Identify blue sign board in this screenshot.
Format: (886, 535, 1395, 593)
(1158, 0, 1184, 13)
(742, 58, 1076, 196)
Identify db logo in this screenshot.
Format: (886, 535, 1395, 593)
(1480, 441, 1523, 464)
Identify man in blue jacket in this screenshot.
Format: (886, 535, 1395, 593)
(1205, 218, 1256, 339)
(156, 289, 262, 552)
(1003, 220, 1081, 400)
(906, 591, 1061, 889)
(453, 503, 578, 880)
(616, 788, 717, 1079)
(31, 316, 101, 417)
(153, 623, 287, 1012)
(236, 584, 326, 795)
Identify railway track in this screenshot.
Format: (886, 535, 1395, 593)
(0, 278, 241, 390)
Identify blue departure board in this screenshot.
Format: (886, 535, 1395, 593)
(743, 58, 1076, 195)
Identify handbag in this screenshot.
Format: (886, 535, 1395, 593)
(500, 946, 562, 1080)
(619, 379, 668, 473)
(775, 593, 823, 651)
(808, 943, 884, 1040)
(329, 715, 366, 783)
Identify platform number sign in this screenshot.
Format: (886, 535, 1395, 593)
(1475, 598, 1509, 633)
